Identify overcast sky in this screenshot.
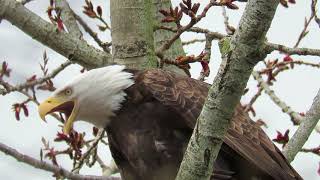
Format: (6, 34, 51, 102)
(0, 0, 320, 179)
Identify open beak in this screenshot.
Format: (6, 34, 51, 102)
(38, 96, 78, 134)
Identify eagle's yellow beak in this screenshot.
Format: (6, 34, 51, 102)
(38, 96, 78, 134)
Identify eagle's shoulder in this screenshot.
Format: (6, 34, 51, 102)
(133, 69, 209, 127)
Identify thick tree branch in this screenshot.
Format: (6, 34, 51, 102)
(176, 0, 279, 179)
(55, 0, 82, 38)
(0, 0, 110, 69)
(0, 142, 120, 180)
(283, 89, 320, 162)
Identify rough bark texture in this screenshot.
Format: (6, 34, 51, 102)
(283, 89, 320, 162)
(0, 0, 110, 69)
(153, 0, 187, 75)
(110, 0, 157, 69)
(175, 0, 279, 179)
(55, 0, 82, 38)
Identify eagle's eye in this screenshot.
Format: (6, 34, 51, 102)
(65, 88, 72, 96)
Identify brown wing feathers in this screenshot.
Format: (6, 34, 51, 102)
(138, 69, 302, 180)
(140, 69, 207, 128)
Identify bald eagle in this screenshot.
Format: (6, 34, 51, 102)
(38, 65, 302, 180)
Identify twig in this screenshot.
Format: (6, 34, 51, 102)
(246, 60, 320, 112)
(101, 139, 109, 146)
(221, 7, 235, 35)
(157, 27, 320, 57)
(252, 71, 320, 133)
(182, 38, 205, 46)
(300, 147, 320, 157)
(198, 34, 213, 81)
(0, 142, 120, 180)
(0, 61, 72, 96)
(266, 43, 320, 56)
(84, 141, 108, 172)
(72, 129, 105, 173)
(73, 13, 111, 53)
(252, 71, 303, 124)
(294, 13, 315, 48)
(244, 87, 263, 113)
(156, 1, 221, 58)
(156, 25, 225, 40)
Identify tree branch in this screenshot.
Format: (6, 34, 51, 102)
(0, 142, 120, 180)
(251, 71, 320, 133)
(0, 0, 110, 69)
(266, 42, 320, 56)
(73, 12, 111, 53)
(0, 61, 72, 96)
(176, 0, 279, 179)
(182, 38, 205, 46)
(156, 1, 220, 57)
(153, 0, 188, 75)
(283, 89, 320, 162)
(72, 129, 105, 173)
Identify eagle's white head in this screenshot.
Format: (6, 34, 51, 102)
(38, 65, 134, 133)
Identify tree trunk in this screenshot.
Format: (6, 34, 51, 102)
(110, 0, 157, 69)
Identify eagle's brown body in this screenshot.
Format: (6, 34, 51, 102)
(106, 69, 302, 180)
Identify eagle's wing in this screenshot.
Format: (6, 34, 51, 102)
(139, 69, 302, 180)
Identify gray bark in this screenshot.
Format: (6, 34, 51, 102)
(110, 0, 157, 69)
(176, 0, 279, 179)
(153, 0, 187, 75)
(0, 0, 110, 69)
(283, 89, 320, 162)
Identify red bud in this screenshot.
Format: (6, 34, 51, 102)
(273, 130, 289, 148)
(97, 6, 102, 17)
(21, 104, 29, 117)
(283, 55, 293, 62)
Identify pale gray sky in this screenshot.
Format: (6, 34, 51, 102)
(0, 0, 319, 179)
